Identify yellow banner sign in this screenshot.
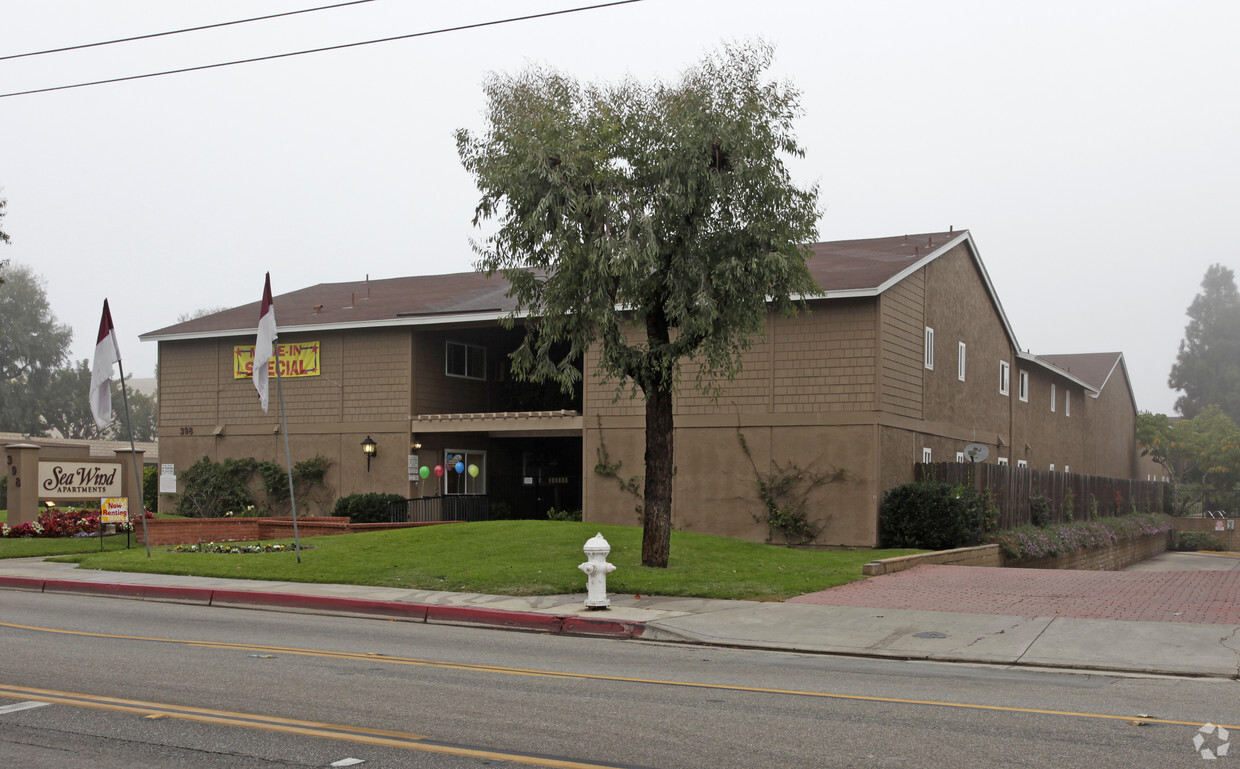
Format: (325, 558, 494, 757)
(233, 342, 321, 379)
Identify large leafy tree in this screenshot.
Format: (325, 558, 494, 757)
(1138, 406, 1240, 515)
(0, 263, 72, 433)
(457, 42, 821, 566)
(1169, 264, 1240, 423)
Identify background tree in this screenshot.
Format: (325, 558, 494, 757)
(41, 360, 102, 439)
(0, 263, 72, 433)
(111, 382, 157, 442)
(41, 362, 158, 441)
(1, 195, 10, 284)
(1138, 406, 1240, 515)
(1169, 264, 1240, 423)
(177, 306, 230, 323)
(457, 42, 821, 567)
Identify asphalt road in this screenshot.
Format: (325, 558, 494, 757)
(1, 591, 1237, 768)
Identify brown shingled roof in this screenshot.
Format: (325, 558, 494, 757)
(1038, 352, 1125, 391)
(141, 230, 968, 340)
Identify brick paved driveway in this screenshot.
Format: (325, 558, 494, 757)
(789, 564, 1240, 624)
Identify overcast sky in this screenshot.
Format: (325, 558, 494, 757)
(3, 0, 1236, 415)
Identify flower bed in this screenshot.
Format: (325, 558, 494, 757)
(0, 507, 154, 539)
(173, 542, 297, 554)
(992, 513, 1173, 560)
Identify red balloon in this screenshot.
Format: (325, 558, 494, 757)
(434, 464, 444, 477)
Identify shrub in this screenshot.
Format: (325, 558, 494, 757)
(334, 492, 406, 524)
(879, 481, 998, 549)
(1174, 531, 1225, 552)
(178, 457, 259, 517)
(1029, 491, 1052, 527)
(545, 507, 583, 522)
(177, 455, 331, 517)
(994, 513, 1173, 560)
(142, 465, 158, 508)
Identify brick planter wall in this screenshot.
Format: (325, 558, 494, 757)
(862, 531, 1172, 575)
(1002, 531, 1171, 571)
(135, 517, 455, 547)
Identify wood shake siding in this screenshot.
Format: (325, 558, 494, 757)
(773, 300, 876, 412)
(342, 328, 410, 421)
(879, 271, 926, 418)
(415, 328, 495, 415)
(158, 341, 220, 427)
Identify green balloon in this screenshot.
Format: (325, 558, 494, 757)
(419, 465, 430, 479)
(468, 464, 479, 478)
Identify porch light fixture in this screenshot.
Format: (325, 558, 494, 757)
(361, 436, 377, 471)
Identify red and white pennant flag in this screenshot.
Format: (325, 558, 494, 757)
(253, 273, 278, 412)
(90, 299, 121, 431)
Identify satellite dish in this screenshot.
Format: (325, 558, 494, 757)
(963, 443, 989, 463)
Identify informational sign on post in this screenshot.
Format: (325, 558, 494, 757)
(159, 464, 176, 494)
(101, 497, 129, 524)
(408, 454, 419, 481)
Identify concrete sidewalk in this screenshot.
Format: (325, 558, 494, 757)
(1, 553, 1238, 679)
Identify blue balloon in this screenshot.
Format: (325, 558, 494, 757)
(455, 461, 465, 474)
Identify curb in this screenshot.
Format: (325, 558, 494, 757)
(0, 576, 645, 640)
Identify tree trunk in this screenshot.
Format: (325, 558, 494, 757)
(641, 382, 674, 567)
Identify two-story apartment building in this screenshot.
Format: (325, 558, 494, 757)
(142, 229, 1141, 546)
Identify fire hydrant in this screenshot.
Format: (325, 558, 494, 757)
(578, 533, 617, 609)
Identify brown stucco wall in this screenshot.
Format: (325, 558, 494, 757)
(920, 243, 1013, 444)
(1082, 367, 1140, 479)
(583, 417, 881, 547)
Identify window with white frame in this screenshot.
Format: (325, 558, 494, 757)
(922, 447, 932, 463)
(1051, 383, 1057, 412)
(1017, 459, 1028, 468)
(1066, 391, 1071, 416)
(997, 457, 1009, 466)
(999, 360, 1010, 396)
(956, 451, 966, 462)
(924, 327, 935, 370)
(1064, 465, 1070, 473)
(1049, 463, 1055, 472)
(957, 342, 966, 381)
(1018, 371, 1029, 402)
(442, 449, 486, 494)
(446, 341, 486, 381)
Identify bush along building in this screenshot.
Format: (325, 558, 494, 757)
(142, 230, 1143, 547)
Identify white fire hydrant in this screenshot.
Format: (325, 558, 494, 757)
(578, 533, 617, 609)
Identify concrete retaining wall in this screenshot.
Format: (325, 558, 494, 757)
(862, 544, 1002, 576)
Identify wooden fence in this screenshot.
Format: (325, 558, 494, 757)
(914, 463, 1166, 530)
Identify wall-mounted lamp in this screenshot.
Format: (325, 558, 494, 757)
(411, 440, 422, 452)
(361, 436, 377, 472)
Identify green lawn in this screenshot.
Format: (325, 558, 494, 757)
(11, 520, 920, 601)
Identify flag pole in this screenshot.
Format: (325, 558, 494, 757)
(114, 347, 151, 558)
(272, 334, 301, 563)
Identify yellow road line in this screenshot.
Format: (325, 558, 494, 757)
(0, 684, 633, 769)
(2, 620, 1235, 730)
